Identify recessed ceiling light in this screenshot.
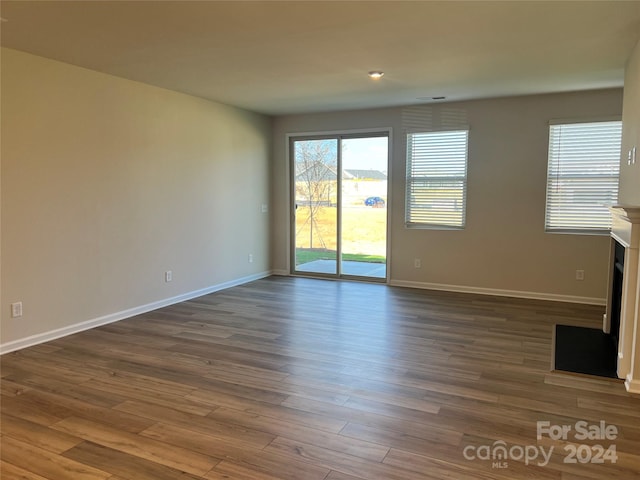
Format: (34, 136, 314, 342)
(368, 71, 384, 79)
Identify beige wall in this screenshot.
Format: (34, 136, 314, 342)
(1, 44, 632, 350)
(1, 48, 271, 348)
(619, 39, 640, 205)
(272, 89, 624, 302)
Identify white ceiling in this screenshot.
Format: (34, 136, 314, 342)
(1, 1, 639, 115)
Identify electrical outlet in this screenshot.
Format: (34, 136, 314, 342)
(11, 302, 23, 318)
(165, 270, 172, 282)
(414, 258, 421, 268)
(248, 254, 254, 263)
(261, 204, 268, 213)
(575, 270, 585, 281)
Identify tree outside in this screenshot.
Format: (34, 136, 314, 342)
(294, 139, 338, 251)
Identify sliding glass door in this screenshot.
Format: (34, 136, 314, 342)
(340, 136, 388, 278)
(292, 138, 339, 275)
(291, 132, 389, 280)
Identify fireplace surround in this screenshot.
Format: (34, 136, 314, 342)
(606, 205, 640, 393)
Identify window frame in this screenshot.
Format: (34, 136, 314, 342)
(404, 129, 469, 230)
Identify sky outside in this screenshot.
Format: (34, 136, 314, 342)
(342, 137, 388, 174)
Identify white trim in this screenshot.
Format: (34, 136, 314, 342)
(388, 279, 605, 305)
(0, 271, 272, 355)
(286, 127, 392, 139)
(271, 269, 290, 276)
(384, 128, 393, 283)
(625, 375, 640, 394)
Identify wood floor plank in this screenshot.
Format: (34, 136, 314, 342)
(205, 406, 390, 461)
(0, 378, 31, 397)
(5, 388, 157, 434)
(186, 381, 350, 408)
(0, 392, 75, 427)
(2, 276, 639, 480)
(324, 472, 369, 480)
(0, 435, 111, 480)
(282, 394, 458, 444)
(1, 413, 82, 454)
(0, 460, 52, 480)
(3, 373, 128, 409)
(50, 416, 219, 476)
(208, 457, 329, 480)
(139, 387, 348, 434)
(340, 420, 462, 452)
(75, 371, 214, 416)
(265, 436, 440, 480)
(203, 462, 284, 480)
(1, 354, 95, 385)
(62, 441, 204, 480)
(140, 423, 330, 480)
(138, 422, 268, 460)
(383, 446, 561, 480)
(114, 400, 276, 449)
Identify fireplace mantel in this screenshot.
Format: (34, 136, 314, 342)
(610, 205, 640, 247)
(608, 205, 640, 393)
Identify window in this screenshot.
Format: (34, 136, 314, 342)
(405, 130, 468, 228)
(545, 120, 622, 233)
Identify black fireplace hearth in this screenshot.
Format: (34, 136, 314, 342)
(553, 325, 617, 378)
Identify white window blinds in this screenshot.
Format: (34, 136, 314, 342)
(545, 121, 622, 233)
(405, 130, 468, 228)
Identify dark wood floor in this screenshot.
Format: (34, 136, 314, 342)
(1, 276, 639, 479)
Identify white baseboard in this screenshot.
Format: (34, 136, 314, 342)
(388, 279, 605, 305)
(4, 272, 602, 355)
(625, 375, 640, 394)
(271, 269, 289, 276)
(0, 271, 272, 355)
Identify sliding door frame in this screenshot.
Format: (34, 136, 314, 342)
(288, 128, 392, 283)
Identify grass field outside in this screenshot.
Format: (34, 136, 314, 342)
(295, 248, 386, 266)
(295, 206, 387, 264)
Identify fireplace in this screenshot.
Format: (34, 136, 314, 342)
(607, 240, 625, 347)
(606, 205, 640, 393)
